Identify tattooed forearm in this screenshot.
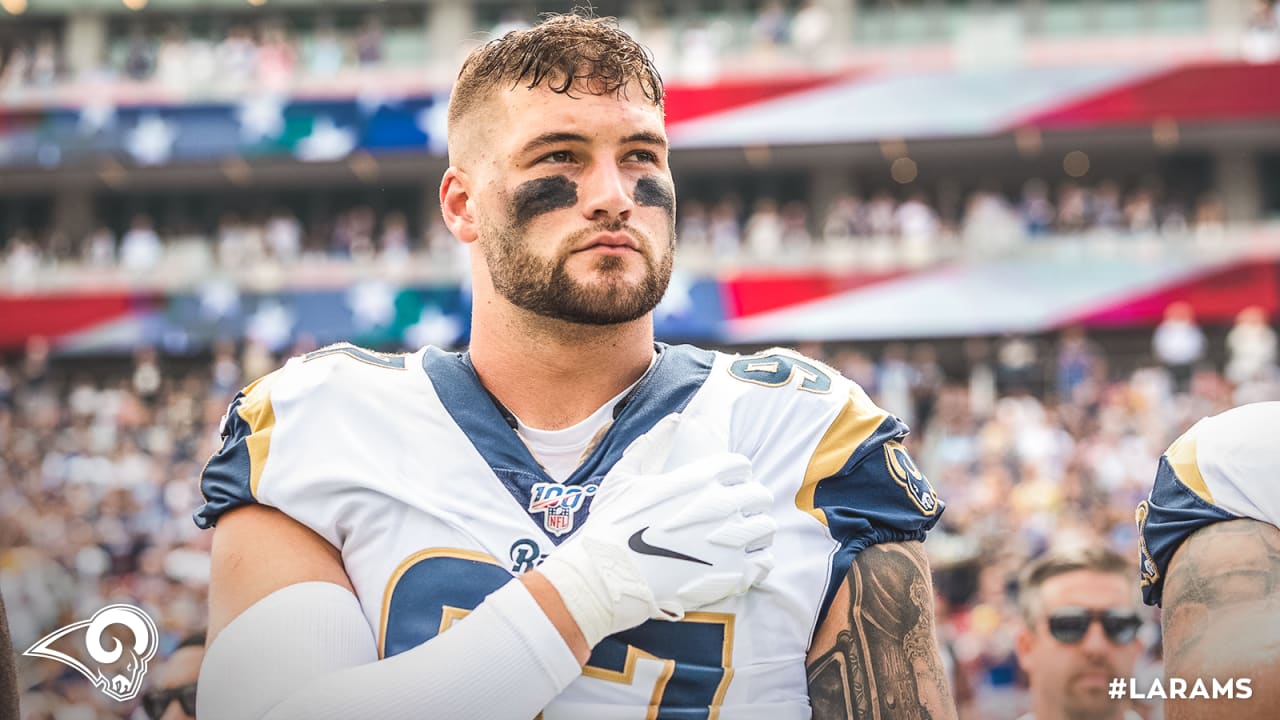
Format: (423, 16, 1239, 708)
(1163, 519, 1280, 673)
(806, 542, 957, 720)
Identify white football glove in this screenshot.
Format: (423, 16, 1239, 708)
(536, 413, 776, 646)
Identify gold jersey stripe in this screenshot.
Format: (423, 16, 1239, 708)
(1165, 429, 1213, 505)
(235, 374, 278, 499)
(796, 386, 889, 527)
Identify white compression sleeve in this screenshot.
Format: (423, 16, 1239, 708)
(197, 580, 582, 720)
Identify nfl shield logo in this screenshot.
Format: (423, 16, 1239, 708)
(528, 482, 598, 537)
(546, 505, 572, 535)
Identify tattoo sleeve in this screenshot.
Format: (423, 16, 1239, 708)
(1162, 518, 1280, 719)
(806, 541, 958, 720)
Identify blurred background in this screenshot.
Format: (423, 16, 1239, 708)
(2, 0, 1279, 717)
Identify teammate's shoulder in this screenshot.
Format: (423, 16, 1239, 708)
(1166, 401, 1280, 507)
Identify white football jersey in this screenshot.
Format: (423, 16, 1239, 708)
(197, 342, 943, 719)
(1138, 401, 1280, 607)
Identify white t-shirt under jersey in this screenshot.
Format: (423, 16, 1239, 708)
(514, 354, 656, 482)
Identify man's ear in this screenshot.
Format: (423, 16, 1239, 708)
(1014, 624, 1037, 672)
(440, 167, 479, 244)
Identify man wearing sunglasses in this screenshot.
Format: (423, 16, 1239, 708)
(140, 631, 204, 720)
(1014, 546, 1147, 720)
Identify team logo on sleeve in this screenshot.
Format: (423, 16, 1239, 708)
(1135, 501, 1160, 588)
(24, 604, 159, 702)
(528, 483, 599, 536)
(884, 441, 939, 516)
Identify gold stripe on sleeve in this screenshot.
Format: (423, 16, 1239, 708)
(795, 386, 889, 528)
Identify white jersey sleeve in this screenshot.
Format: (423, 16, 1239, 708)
(195, 342, 418, 541)
(1138, 401, 1280, 606)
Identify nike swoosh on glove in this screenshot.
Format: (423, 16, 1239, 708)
(536, 413, 777, 646)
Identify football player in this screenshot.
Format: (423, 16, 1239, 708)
(1138, 401, 1280, 719)
(195, 13, 956, 720)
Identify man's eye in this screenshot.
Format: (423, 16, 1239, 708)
(541, 151, 575, 164)
(627, 150, 659, 164)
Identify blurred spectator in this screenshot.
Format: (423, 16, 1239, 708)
(1090, 181, 1125, 231)
(821, 193, 864, 244)
(1013, 546, 1147, 720)
(751, 0, 790, 50)
(1055, 326, 1102, 405)
(257, 27, 298, 90)
(1226, 305, 1278, 386)
(744, 198, 784, 258)
(997, 334, 1040, 394)
(791, 0, 833, 63)
(155, 26, 190, 89)
(1123, 188, 1157, 234)
(896, 192, 941, 265)
(779, 200, 813, 251)
(140, 631, 204, 720)
(265, 209, 303, 266)
(379, 211, 412, 266)
(1020, 180, 1055, 237)
(308, 24, 345, 76)
(1152, 302, 1206, 392)
(878, 343, 917, 427)
(124, 29, 157, 81)
(1056, 184, 1088, 234)
(963, 190, 1021, 255)
(709, 198, 743, 259)
(28, 33, 60, 87)
(216, 25, 258, 90)
(4, 230, 41, 288)
(354, 16, 385, 67)
(677, 200, 712, 250)
(1243, 0, 1280, 62)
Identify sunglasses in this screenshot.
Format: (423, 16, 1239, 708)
(1046, 608, 1142, 645)
(141, 683, 197, 719)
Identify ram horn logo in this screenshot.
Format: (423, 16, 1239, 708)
(24, 604, 159, 701)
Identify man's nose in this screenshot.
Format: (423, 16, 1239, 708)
(580, 161, 634, 222)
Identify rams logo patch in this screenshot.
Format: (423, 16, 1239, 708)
(1135, 501, 1159, 588)
(884, 441, 938, 516)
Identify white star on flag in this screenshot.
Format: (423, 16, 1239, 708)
(237, 94, 286, 143)
(199, 279, 241, 319)
(656, 270, 696, 319)
(246, 301, 295, 351)
(417, 100, 449, 155)
(294, 117, 357, 162)
(79, 100, 117, 136)
(126, 114, 177, 166)
(404, 307, 463, 349)
(346, 280, 397, 330)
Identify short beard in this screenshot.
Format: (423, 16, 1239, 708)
(482, 219, 675, 326)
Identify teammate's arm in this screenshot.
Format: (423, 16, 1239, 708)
(805, 541, 959, 720)
(1161, 518, 1280, 720)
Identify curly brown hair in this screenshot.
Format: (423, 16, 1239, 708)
(448, 12, 665, 135)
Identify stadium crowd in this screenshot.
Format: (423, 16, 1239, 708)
(2, 179, 1224, 289)
(6, 0, 1270, 96)
(2, 312, 1277, 718)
